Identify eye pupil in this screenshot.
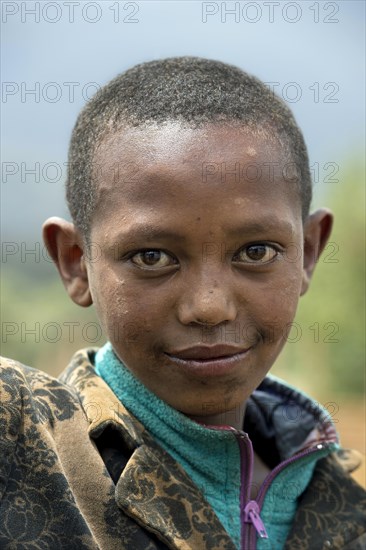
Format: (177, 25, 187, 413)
(246, 245, 267, 260)
(143, 251, 161, 265)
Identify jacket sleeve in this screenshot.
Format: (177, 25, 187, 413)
(0, 357, 23, 501)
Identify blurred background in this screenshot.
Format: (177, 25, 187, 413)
(1, 1, 365, 486)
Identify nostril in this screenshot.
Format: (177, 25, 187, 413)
(196, 319, 218, 327)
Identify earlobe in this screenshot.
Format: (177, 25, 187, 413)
(42, 217, 93, 307)
(301, 208, 333, 296)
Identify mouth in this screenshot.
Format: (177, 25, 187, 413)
(164, 344, 251, 377)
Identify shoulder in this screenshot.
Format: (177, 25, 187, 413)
(0, 355, 82, 424)
(0, 355, 94, 501)
(0, 356, 105, 548)
(309, 453, 366, 509)
(286, 454, 366, 549)
(0, 356, 83, 464)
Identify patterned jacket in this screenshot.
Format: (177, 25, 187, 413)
(1, 349, 365, 550)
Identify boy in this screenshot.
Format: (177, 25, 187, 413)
(0, 57, 365, 549)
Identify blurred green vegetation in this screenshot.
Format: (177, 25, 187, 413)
(273, 157, 365, 396)
(0, 268, 105, 378)
(1, 158, 365, 395)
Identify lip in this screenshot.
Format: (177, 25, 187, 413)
(166, 344, 249, 360)
(164, 345, 251, 377)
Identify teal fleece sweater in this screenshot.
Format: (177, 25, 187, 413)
(95, 342, 336, 549)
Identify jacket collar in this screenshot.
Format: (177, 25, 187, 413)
(60, 348, 236, 549)
(115, 441, 236, 549)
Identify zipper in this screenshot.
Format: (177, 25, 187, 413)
(255, 442, 334, 509)
(244, 500, 268, 539)
(198, 423, 336, 550)
(235, 431, 269, 549)
(198, 425, 260, 547)
(235, 430, 335, 550)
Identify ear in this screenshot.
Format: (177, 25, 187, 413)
(301, 208, 333, 296)
(42, 217, 93, 307)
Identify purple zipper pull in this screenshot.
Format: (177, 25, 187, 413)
(244, 500, 268, 539)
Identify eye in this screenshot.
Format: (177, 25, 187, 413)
(130, 249, 177, 269)
(234, 244, 279, 264)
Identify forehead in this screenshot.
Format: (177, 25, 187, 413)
(94, 122, 285, 173)
(91, 122, 301, 231)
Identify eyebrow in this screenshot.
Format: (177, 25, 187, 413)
(110, 226, 188, 245)
(110, 218, 295, 245)
(226, 218, 295, 237)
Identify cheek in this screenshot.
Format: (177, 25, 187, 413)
(90, 269, 170, 349)
(249, 263, 303, 342)
(88, 269, 132, 335)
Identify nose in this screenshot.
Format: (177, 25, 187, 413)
(177, 271, 237, 326)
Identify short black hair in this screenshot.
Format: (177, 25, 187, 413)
(66, 56, 312, 238)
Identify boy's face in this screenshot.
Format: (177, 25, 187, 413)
(45, 123, 332, 417)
